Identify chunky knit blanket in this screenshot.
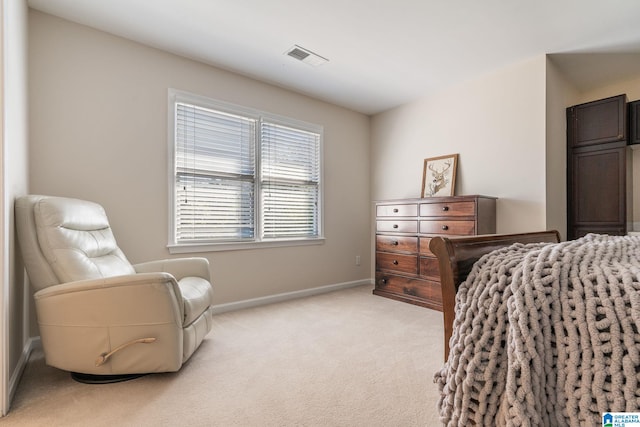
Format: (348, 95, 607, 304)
(434, 234, 640, 426)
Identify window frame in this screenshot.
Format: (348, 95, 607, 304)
(167, 89, 324, 253)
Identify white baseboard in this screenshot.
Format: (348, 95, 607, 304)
(8, 336, 41, 408)
(211, 279, 373, 315)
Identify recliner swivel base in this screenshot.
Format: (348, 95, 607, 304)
(70, 372, 147, 384)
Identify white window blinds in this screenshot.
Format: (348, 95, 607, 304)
(175, 103, 256, 242)
(261, 122, 320, 239)
(172, 93, 322, 246)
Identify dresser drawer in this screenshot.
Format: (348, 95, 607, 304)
(376, 235, 418, 253)
(376, 220, 418, 233)
(375, 273, 442, 305)
(376, 252, 418, 275)
(419, 237, 434, 256)
(376, 203, 418, 217)
(420, 201, 476, 217)
(419, 220, 475, 235)
(419, 256, 439, 280)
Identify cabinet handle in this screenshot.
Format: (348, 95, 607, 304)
(442, 225, 449, 230)
(442, 206, 449, 211)
(381, 278, 387, 285)
(392, 260, 399, 265)
(392, 241, 399, 246)
(393, 208, 399, 213)
(393, 224, 399, 229)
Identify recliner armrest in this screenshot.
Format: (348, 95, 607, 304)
(34, 272, 184, 325)
(133, 257, 211, 282)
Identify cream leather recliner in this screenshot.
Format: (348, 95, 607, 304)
(15, 195, 214, 382)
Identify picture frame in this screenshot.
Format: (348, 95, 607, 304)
(421, 154, 458, 197)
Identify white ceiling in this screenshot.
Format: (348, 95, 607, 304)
(27, 0, 640, 115)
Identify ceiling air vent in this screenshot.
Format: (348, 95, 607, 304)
(285, 45, 329, 67)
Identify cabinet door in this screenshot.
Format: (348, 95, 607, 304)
(568, 146, 626, 239)
(567, 94, 627, 148)
(630, 100, 640, 145)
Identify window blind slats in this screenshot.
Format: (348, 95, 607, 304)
(261, 121, 320, 239)
(261, 122, 319, 183)
(176, 103, 255, 177)
(176, 177, 255, 241)
(263, 184, 318, 238)
(175, 102, 256, 242)
(173, 97, 321, 244)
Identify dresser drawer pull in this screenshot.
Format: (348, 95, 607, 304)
(392, 241, 399, 246)
(442, 206, 449, 211)
(393, 208, 399, 213)
(380, 278, 388, 285)
(403, 287, 417, 296)
(442, 225, 449, 230)
(392, 260, 399, 265)
(393, 224, 399, 229)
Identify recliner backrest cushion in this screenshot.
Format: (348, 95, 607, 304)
(34, 196, 135, 283)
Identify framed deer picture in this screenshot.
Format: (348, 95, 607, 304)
(421, 154, 458, 197)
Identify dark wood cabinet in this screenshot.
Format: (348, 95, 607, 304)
(567, 94, 627, 148)
(567, 94, 629, 240)
(374, 195, 496, 311)
(569, 145, 627, 237)
(629, 100, 640, 145)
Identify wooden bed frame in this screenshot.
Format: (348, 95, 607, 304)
(429, 230, 561, 359)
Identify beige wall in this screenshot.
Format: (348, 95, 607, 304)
(545, 58, 579, 240)
(4, 0, 29, 412)
(371, 56, 548, 234)
(575, 76, 640, 105)
(28, 11, 372, 305)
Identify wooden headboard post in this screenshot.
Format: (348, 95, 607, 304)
(429, 230, 561, 360)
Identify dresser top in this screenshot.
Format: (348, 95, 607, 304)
(375, 195, 496, 204)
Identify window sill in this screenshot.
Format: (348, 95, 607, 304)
(167, 237, 326, 254)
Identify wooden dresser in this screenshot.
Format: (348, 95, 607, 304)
(374, 195, 496, 311)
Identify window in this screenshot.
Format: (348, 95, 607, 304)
(168, 90, 323, 252)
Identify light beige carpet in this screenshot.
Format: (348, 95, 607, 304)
(3, 285, 444, 426)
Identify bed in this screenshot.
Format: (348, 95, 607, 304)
(429, 231, 640, 426)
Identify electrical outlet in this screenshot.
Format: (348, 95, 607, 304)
(355, 255, 361, 266)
